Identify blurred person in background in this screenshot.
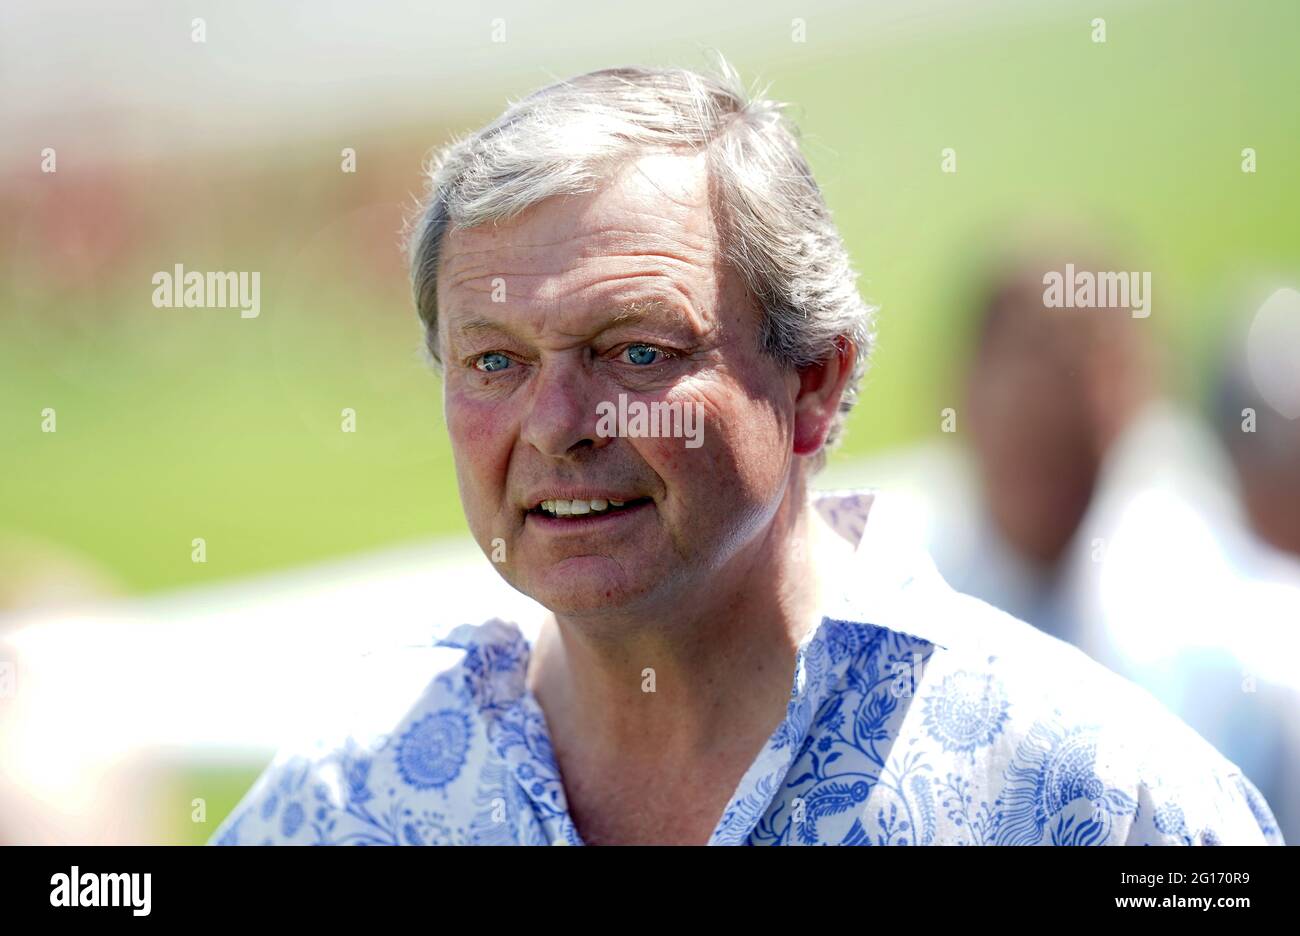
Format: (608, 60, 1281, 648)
(950, 248, 1169, 651)
(927, 248, 1300, 842)
(1197, 289, 1300, 842)
(1217, 288, 1300, 565)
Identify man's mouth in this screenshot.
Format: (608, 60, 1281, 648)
(527, 496, 653, 519)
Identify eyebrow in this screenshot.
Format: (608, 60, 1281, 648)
(450, 297, 694, 342)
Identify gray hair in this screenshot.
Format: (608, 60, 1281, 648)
(406, 55, 876, 463)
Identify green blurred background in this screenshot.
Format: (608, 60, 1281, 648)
(2, 0, 1297, 842)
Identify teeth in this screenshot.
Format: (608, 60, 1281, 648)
(537, 497, 627, 517)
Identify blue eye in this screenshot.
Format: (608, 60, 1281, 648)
(475, 352, 511, 373)
(625, 344, 663, 366)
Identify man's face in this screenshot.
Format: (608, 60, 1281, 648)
(967, 303, 1099, 564)
(436, 150, 802, 615)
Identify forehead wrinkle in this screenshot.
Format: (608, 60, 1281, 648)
(440, 183, 725, 347)
(547, 271, 718, 338)
(443, 259, 719, 342)
(440, 223, 716, 293)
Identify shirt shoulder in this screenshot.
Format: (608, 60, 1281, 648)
(921, 585, 1286, 845)
(207, 619, 531, 846)
(826, 524, 1285, 846)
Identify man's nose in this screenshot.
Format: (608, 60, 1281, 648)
(519, 357, 612, 458)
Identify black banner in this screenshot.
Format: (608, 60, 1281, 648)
(1, 844, 1291, 924)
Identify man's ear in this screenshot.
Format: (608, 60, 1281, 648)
(792, 336, 856, 457)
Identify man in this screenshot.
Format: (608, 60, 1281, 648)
(210, 61, 1282, 845)
(1217, 287, 1300, 564)
(950, 245, 1211, 656)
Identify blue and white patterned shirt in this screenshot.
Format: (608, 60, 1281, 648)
(209, 489, 1285, 846)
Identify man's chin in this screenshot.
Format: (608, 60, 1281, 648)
(515, 557, 660, 616)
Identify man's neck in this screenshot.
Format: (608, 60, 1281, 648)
(525, 481, 856, 764)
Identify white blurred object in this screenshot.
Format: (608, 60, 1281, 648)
(0, 535, 545, 843)
(1246, 286, 1300, 421)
